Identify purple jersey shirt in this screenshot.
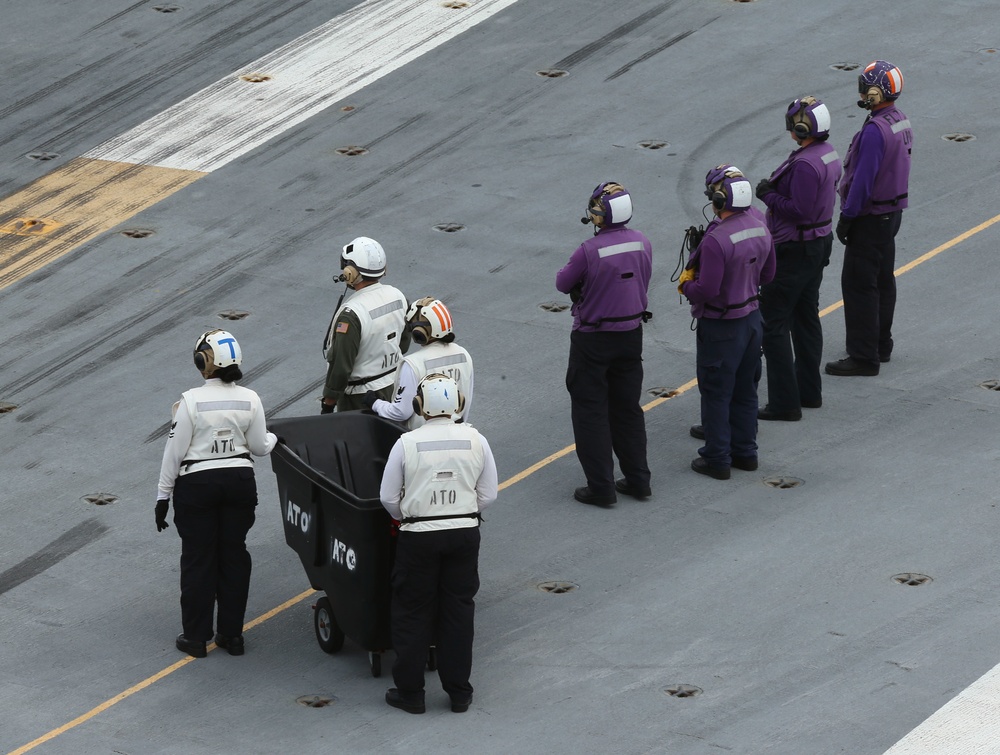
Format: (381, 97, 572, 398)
(556, 225, 653, 332)
(682, 206, 776, 320)
(763, 140, 842, 244)
(840, 103, 912, 218)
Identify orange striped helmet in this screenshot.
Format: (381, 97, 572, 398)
(858, 60, 903, 105)
(406, 297, 454, 344)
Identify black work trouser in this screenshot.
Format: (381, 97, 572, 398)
(172, 467, 257, 642)
(760, 234, 832, 410)
(696, 311, 763, 466)
(391, 527, 480, 700)
(841, 211, 902, 366)
(565, 326, 650, 494)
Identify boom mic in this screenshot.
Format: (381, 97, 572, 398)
(581, 216, 591, 224)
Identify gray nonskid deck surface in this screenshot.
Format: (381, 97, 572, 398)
(1, 1, 997, 753)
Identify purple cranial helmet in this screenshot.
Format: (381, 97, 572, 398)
(857, 60, 903, 109)
(704, 165, 753, 212)
(587, 182, 633, 226)
(785, 96, 831, 139)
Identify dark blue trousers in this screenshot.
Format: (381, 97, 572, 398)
(842, 211, 901, 366)
(565, 327, 650, 494)
(696, 311, 763, 466)
(760, 235, 832, 410)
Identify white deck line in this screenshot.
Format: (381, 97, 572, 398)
(84, 0, 521, 173)
(884, 663, 1000, 754)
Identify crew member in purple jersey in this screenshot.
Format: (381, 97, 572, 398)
(556, 182, 653, 507)
(827, 60, 913, 377)
(679, 166, 776, 480)
(755, 96, 843, 419)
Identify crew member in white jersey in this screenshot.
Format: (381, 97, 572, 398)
(321, 236, 410, 413)
(365, 297, 474, 428)
(156, 330, 278, 659)
(379, 374, 498, 715)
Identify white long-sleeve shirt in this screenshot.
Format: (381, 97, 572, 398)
(379, 417, 497, 525)
(157, 379, 277, 500)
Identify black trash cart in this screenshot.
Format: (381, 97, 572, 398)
(268, 411, 403, 677)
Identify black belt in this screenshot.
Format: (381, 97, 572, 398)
(871, 192, 908, 208)
(400, 512, 481, 525)
(347, 367, 396, 387)
(181, 452, 252, 470)
(579, 310, 652, 328)
(796, 218, 831, 231)
(795, 218, 832, 242)
(703, 294, 759, 317)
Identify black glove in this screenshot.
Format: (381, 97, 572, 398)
(569, 284, 583, 303)
(320, 401, 335, 415)
(755, 179, 775, 201)
(155, 499, 170, 532)
(836, 214, 853, 246)
(361, 390, 378, 410)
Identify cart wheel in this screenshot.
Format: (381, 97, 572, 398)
(370, 651, 382, 678)
(427, 646, 438, 672)
(313, 596, 345, 654)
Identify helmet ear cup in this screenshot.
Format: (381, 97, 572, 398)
(792, 120, 811, 138)
(411, 324, 430, 345)
(341, 263, 361, 286)
(455, 388, 466, 417)
(711, 187, 726, 211)
(412, 389, 423, 417)
(193, 332, 211, 372)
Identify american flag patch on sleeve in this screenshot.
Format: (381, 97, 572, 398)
(336, 321, 349, 334)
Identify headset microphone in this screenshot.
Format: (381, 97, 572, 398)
(581, 216, 591, 225)
(333, 273, 348, 283)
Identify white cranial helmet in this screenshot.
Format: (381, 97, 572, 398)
(406, 297, 454, 344)
(340, 236, 386, 283)
(193, 329, 242, 371)
(413, 373, 464, 419)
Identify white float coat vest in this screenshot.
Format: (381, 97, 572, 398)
(399, 422, 485, 532)
(398, 342, 474, 430)
(335, 283, 408, 394)
(177, 383, 262, 473)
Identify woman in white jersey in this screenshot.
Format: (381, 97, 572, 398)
(155, 330, 277, 658)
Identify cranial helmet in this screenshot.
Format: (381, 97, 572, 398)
(412, 373, 465, 420)
(587, 182, 633, 226)
(785, 96, 831, 139)
(704, 165, 753, 212)
(857, 60, 903, 108)
(406, 297, 454, 345)
(193, 329, 242, 372)
(340, 236, 387, 285)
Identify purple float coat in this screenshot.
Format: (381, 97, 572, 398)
(683, 206, 776, 320)
(762, 141, 842, 244)
(840, 103, 912, 218)
(556, 225, 653, 332)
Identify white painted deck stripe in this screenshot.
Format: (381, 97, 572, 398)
(84, 0, 521, 173)
(884, 663, 1000, 753)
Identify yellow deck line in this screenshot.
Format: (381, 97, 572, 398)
(5, 589, 315, 755)
(0, 158, 204, 290)
(8, 212, 1000, 753)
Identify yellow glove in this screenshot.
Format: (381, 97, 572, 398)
(677, 266, 696, 295)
